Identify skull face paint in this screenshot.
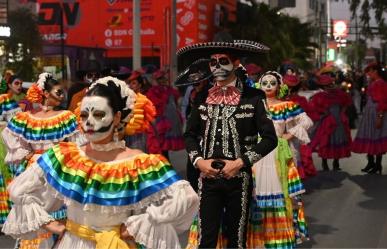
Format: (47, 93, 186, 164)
(9, 79, 23, 95)
(80, 96, 115, 143)
(209, 54, 234, 81)
(260, 74, 279, 96)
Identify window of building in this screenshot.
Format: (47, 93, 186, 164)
(278, 0, 296, 8)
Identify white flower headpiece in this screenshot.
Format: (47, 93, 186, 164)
(258, 71, 283, 85)
(36, 72, 53, 90)
(89, 76, 137, 121)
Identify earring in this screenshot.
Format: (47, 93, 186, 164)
(113, 127, 119, 142)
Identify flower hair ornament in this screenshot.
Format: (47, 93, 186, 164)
(258, 71, 289, 99)
(26, 72, 53, 103)
(79, 76, 156, 136)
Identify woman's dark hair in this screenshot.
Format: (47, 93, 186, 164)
(365, 63, 387, 81)
(86, 80, 131, 124)
(43, 75, 60, 92)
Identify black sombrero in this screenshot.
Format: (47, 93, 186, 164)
(174, 58, 213, 87)
(177, 40, 270, 68)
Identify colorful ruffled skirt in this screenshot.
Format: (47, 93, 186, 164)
(352, 98, 387, 155)
(249, 138, 308, 249)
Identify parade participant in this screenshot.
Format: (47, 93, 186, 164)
(0, 73, 34, 226)
(125, 70, 150, 152)
(283, 74, 317, 178)
(249, 71, 312, 248)
(352, 63, 387, 174)
(2, 76, 199, 249)
(146, 70, 185, 158)
(0, 93, 22, 226)
(309, 73, 352, 171)
(180, 40, 278, 248)
(4, 75, 32, 111)
(68, 66, 101, 112)
(1, 72, 84, 248)
(175, 58, 212, 192)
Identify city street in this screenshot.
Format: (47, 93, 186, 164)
(1, 148, 387, 248)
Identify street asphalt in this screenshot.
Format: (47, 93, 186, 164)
(1, 145, 387, 248)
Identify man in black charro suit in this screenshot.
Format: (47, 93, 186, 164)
(177, 40, 278, 248)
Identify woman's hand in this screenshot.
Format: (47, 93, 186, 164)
(120, 223, 134, 240)
(43, 220, 66, 236)
(282, 133, 294, 141)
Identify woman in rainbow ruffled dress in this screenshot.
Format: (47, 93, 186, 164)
(1, 72, 86, 248)
(2, 76, 199, 249)
(249, 71, 313, 248)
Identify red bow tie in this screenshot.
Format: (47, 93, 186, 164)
(206, 85, 241, 105)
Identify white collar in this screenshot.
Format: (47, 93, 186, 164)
(216, 78, 237, 88)
(90, 140, 126, 151)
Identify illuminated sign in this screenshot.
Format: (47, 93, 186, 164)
(333, 20, 348, 38)
(0, 26, 10, 37)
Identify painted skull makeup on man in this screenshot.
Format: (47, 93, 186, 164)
(209, 54, 235, 81)
(260, 74, 279, 94)
(80, 96, 115, 142)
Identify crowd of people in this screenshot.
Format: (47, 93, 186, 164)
(0, 38, 385, 249)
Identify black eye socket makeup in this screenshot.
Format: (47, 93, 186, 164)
(54, 89, 64, 97)
(209, 57, 231, 67)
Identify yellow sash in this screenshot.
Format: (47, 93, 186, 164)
(65, 219, 136, 249)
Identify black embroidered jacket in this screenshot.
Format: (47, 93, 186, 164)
(184, 84, 278, 168)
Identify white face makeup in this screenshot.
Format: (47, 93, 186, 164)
(260, 74, 279, 95)
(209, 54, 234, 81)
(9, 79, 23, 95)
(80, 96, 115, 143)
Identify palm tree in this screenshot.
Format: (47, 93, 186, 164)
(230, 2, 317, 70)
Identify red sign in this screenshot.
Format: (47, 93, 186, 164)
(33, 0, 236, 60)
(333, 20, 349, 38)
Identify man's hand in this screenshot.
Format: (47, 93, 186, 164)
(221, 158, 244, 179)
(196, 159, 219, 178)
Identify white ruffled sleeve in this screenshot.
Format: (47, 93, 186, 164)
(286, 112, 313, 144)
(1, 163, 63, 239)
(124, 180, 199, 249)
(1, 127, 33, 164)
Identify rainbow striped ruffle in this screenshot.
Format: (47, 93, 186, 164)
(37, 142, 181, 207)
(7, 110, 78, 142)
(0, 94, 20, 116)
(269, 101, 304, 121)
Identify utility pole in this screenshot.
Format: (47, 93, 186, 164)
(326, 0, 331, 64)
(60, 1, 66, 79)
(133, 0, 141, 70)
(170, 0, 177, 82)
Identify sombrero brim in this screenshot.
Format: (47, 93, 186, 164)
(177, 40, 269, 68)
(174, 58, 213, 87)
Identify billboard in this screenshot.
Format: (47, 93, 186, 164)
(32, 0, 235, 60)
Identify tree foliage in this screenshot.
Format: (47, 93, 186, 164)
(349, 0, 387, 40)
(229, 2, 317, 71)
(5, 8, 42, 80)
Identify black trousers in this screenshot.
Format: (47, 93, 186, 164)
(198, 172, 253, 249)
(186, 156, 200, 192)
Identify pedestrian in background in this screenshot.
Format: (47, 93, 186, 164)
(352, 63, 387, 174)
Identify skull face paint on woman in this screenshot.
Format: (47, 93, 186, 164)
(260, 74, 279, 97)
(209, 54, 235, 81)
(80, 96, 115, 143)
